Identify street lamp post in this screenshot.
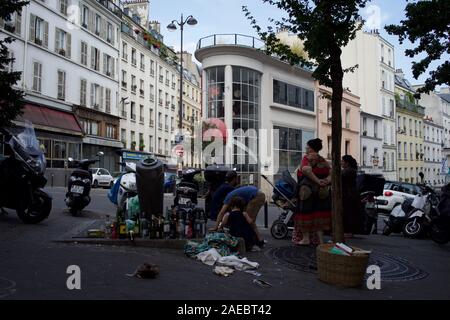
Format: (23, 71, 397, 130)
(167, 14, 197, 174)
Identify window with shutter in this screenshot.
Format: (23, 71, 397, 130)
(90, 83, 95, 107)
(105, 88, 111, 112)
(100, 87, 104, 109)
(32, 62, 41, 92)
(29, 14, 36, 43)
(15, 10, 21, 36)
(60, 0, 68, 16)
(43, 21, 48, 48)
(103, 53, 107, 75)
(80, 79, 87, 106)
(66, 33, 71, 58)
(57, 70, 66, 100)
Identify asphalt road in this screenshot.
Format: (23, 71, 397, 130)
(1, 187, 449, 300)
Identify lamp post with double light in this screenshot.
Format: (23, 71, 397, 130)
(167, 14, 197, 175)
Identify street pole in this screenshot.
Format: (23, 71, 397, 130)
(178, 14, 184, 176)
(167, 14, 197, 176)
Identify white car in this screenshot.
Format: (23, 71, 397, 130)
(91, 168, 114, 188)
(376, 181, 425, 215)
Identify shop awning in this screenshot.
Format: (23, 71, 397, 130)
(18, 104, 83, 136)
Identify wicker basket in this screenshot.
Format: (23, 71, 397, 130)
(316, 243, 369, 287)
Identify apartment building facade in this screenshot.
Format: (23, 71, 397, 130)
(1, 0, 123, 185)
(395, 70, 425, 184)
(119, 2, 179, 164)
(341, 29, 397, 179)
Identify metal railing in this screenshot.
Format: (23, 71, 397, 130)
(197, 34, 265, 50)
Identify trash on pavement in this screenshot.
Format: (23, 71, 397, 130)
(196, 248, 222, 266)
(245, 270, 262, 277)
(213, 266, 234, 277)
(217, 255, 259, 271)
(126, 263, 160, 279)
(253, 279, 272, 288)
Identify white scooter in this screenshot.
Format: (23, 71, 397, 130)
(403, 188, 439, 238)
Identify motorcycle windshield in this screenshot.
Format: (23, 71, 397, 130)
(15, 121, 46, 173)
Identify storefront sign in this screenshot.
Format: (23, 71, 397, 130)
(122, 151, 151, 161)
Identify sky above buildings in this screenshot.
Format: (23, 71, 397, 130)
(150, 0, 447, 89)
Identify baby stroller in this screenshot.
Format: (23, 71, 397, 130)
(262, 170, 298, 239)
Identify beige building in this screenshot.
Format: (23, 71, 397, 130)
(395, 70, 425, 183)
(178, 52, 202, 168)
(316, 84, 361, 164)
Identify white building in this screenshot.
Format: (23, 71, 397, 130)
(438, 89, 450, 176)
(423, 118, 444, 186)
(1, 0, 123, 184)
(341, 29, 396, 179)
(119, 1, 179, 164)
(195, 34, 316, 196)
(360, 112, 384, 174)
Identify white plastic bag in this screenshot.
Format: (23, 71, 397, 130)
(196, 248, 222, 266)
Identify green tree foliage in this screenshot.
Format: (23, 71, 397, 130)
(243, 0, 369, 243)
(0, 0, 29, 128)
(385, 0, 450, 94)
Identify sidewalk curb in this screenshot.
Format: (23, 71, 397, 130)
(53, 238, 188, 249)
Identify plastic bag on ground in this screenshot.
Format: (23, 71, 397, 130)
(217, 255, 259, 271)
(196, 248, 222, 266)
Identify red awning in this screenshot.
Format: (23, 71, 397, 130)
(19, 104, 83, 135)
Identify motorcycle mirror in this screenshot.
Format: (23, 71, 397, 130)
(68, 157, 74, 162)
(97, 151, 104, 157)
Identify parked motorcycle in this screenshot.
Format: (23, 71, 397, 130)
(0, 122, 52, 224)
(430, 183, 450, 244)
(402, 188, 439, 238)
(65, 152, 104, 215)
(382, 197, 415, 236)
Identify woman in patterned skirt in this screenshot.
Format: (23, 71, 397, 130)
(293, 138, 332, 245)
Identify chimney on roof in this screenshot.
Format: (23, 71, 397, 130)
(395, 69, 404, 79)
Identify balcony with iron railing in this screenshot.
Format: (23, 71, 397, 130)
(395, 95, 425, 115)
(95, 0, 122, 18)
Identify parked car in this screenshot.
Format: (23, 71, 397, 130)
(90, 168, 114, 188)
(375, 181, 425, 215)
(164, 172, 177, 193)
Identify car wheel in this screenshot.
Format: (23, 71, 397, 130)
(93, 180, 98, 188)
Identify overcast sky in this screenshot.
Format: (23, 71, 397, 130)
(150, 0, 447, 88)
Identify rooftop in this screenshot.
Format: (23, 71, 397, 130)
(196, 33, 314, 73)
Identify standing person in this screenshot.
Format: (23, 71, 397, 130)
(218, 196, 257, 251)
(294, 138, 331, 245)
(341, 155, 363, 238)
(209, 171, 239, 221)
(211, 185, 266, 247)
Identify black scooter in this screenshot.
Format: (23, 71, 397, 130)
(0, 123, 52, 224)
(65, 152, 103, 215)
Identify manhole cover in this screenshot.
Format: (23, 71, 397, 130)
(266, 246, 429, 282)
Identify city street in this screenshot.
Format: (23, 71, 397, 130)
(0, 187, 449, 300)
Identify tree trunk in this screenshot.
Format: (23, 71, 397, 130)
(330, 50, 344, 244)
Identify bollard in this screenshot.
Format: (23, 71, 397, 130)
(264, 201, 268, 229)
(51, 174, 54, 187)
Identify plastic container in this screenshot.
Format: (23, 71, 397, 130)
(136, 157, 164, 218)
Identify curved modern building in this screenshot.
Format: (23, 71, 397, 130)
(195, 34, 317, 195)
